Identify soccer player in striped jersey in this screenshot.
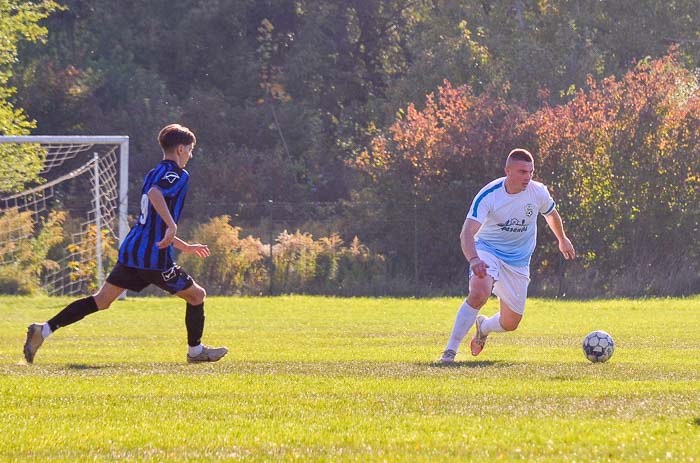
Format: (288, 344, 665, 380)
(440, 149, 576, 363)
(24, 124, 227, 364)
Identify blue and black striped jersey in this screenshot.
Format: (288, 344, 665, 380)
(118, 160, 190, 270)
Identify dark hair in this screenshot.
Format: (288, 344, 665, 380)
(506, 148, 534, 164)
(158, 124, 196, 151)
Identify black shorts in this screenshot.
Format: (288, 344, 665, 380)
(106, 262, 194, 294)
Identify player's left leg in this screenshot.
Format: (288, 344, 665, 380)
(470, 300, 523, 356)
(23, 282, 127, 364)
(176, 281, 207, 349)
(173, 277, 228, 363)
(480, 300, 522, 334)
(493, 301, 523, 331)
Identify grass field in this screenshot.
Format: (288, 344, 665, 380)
(1, 295, 699, 462)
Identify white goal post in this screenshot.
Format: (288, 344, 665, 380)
(0, 136, 128, 295)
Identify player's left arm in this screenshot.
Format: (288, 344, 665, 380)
(173, 236, 210, 258)
(543, 208, 576, 260)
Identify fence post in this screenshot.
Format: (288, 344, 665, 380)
(413, 200, 419, 285)
(93, 153, 103, 289)
(268, 200, 275, 295)
(558, 254, 567, 298)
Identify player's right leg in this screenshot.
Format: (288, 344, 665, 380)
(440, 274, 493, 363)
(23, 282, 125, 364)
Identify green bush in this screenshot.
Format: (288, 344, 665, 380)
(272, 230, 320, 293)
(272, 231, 387, 295)
(0, 265, 36, 295)
(179, 217, 390, 295)
(0, 208, 65, 294)
(178, 216, 268, 295)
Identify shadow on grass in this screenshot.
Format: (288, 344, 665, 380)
(693, 418, 700, 427)
(66, 363, 105, 370)
(422, 360, 509, 369)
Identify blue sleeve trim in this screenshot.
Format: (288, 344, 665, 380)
(470, 181, 503, 218)
(543, 201, 556, 215)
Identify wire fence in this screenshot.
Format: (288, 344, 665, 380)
(185, 199, 450, 276)
(175, 199, 576, 297)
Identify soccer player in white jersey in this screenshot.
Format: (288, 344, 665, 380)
(440, 149, 576, 363)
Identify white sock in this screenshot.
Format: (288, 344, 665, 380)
(41, 323, 52, 339)
(481, 312, 507, 335)
(188, 344, 203, 357)
(446, 300, 479, 351)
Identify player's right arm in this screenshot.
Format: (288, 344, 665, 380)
(460, 218, 488, 278)
(147, 187, 177, 249)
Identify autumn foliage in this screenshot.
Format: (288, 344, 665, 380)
(529, 53, 699, 295)
(359, 81, 527, 194)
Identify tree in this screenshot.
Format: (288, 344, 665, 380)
(528, 52, 699, 296)
(280, 0, 431, 199)
(387, 0, 700, 112)
(356, 81, 527, 284)
(0, 0, 60, 192)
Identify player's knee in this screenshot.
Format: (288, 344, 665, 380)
(93, 296, 112, 311)
(499, 312, 521, 331)
(467, 289, 490, 308)
(500, 318, 520, 331)
(90, 291, 113, 310)
(186, 285, 206, 306)
(196, 286, 207, 303)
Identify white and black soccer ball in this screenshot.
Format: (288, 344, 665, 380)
(582, 330, 615, 363)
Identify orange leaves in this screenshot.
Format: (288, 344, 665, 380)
(362, 53, 697, 201)
(358, 80, 526, 191)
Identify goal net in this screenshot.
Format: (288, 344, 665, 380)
(0, 136, 128, 295)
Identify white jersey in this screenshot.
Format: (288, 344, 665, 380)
(467, 177, 555, 267)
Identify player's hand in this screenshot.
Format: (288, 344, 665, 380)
(470, 258, 489, 278)
(559, 237, 576, 260)
(186, 243, 210, 258)
(156, 225, 177, 249)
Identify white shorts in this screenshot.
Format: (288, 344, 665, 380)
(470, 251, 530, 315)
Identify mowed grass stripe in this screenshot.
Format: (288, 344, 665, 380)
(1, 295, 699, 462)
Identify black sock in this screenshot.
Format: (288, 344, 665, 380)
(48, 296, 99, 332)
(185, 303, 205, 347)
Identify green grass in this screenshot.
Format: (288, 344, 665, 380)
(1, 295, 699, 462)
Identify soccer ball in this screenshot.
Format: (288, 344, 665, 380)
(582, 330, 615, 363)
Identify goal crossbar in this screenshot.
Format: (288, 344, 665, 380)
(0, 135, 129, 246)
